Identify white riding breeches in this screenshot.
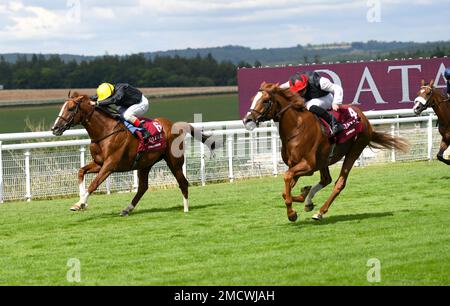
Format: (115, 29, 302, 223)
(121, 96, 149, 121)
(305, 93, 334, 111)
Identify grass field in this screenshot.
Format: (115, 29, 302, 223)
(0, 94, 239, 133)
(0, 161, 448, 286)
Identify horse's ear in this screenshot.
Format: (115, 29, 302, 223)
(421, 79, 425, 86)
(68, 90, 71, 98)
(260, 81, 266, 88)
(70, 91, 80, 99)
(429, 79, 435, 88)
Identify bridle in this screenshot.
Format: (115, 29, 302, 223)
(248, 89, 275, 125)
(248, 89, 301, 124)
(417, 86, 434, 109)
(56, 98, 95, 131)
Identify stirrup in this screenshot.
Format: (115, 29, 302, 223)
(141, 129, 151, 141)
(331, 123, 344, 136)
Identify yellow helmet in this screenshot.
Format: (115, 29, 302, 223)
(96, 83, 114, 102)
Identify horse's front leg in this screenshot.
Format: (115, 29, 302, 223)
(437, 140, 450, 165)
(283, 160, 313, 222)
(70, 161, 102, 211)
(304, 167, 332, 212)
(70, 164, 113, 211)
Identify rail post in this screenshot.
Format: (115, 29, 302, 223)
(271, 130, 278, 176)
(200, 142, 206, 186)
(133, 170, 138, 192)
(0, 141, 3, 203)
(182, 139, 187, 178)
(79, 146, 86, 193)
(250, 131, 255, 171)
(227, 135, 234, 182)
(390, 123, 396, 162)
(25, 150, 31, 202)
(427, 114, 433, 161)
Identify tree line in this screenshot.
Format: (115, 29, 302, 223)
(0, 53, 252, 89)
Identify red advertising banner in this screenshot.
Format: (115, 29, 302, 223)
(238, 57, 450, 118)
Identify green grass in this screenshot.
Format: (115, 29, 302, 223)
(0, 161, 448, 285)
(0, 94, 239, 133)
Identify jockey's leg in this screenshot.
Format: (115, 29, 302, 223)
(123, 96, 151, 140)
(307, 96, 343, 136)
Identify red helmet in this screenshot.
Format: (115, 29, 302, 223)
(289, 73, 309, 93)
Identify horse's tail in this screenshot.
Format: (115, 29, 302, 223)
(369, 131, 410, 153)
(189, 125, 217, 151)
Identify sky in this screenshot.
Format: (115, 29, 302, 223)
(0, 0, 449, 55)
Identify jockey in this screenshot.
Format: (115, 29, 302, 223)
(91, 83, 151, 140)
(281, 71, 344, 136)
(445, 67, 450, 99)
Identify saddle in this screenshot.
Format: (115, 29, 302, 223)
(95, 106, 166, 152)
(123, 118, 166, 152)
(317, 105, 364, 144)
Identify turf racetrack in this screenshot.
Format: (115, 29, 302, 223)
(0, 94, 238, 133)
(0, 161, 448, 285)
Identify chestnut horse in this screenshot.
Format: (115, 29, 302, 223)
(243, 83, 409, 222)
(413, 79, 450, 165)
(51, 93, 215, 216)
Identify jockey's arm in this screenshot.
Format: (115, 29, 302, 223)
(447, 81, 450, 99)
(98, 86, 125, 106)
(319, 77, 343, 110)
(279, 82, 290, 89)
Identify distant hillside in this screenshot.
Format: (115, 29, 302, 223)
(2, 40, 449, 66)
(0, 53, 95, 64)
(144, 41, 450, 65)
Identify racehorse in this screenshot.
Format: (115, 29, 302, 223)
(243, 82, 409, 222)
(413, 79, 450, 165)
(51, 92, 215, 216)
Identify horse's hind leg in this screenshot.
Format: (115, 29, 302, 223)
(165, 155, 189, 212)
(437, 140, 450, 165)
(313, 142, 367, 220)
(120, 167, 151, 216)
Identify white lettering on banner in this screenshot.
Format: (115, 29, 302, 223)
(315, 69, 343, 87)
(353, 67, 387, 105)
(434, 63, 448, 89)
(388, 65, 421, 103)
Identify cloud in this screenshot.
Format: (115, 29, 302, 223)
(0, 0, 448, 55)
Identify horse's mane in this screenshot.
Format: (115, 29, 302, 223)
(264, 84, 306, 111)
(68, 91, 121, 120)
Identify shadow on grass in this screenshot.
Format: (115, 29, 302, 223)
(73, 202, 221, 223)
(292, 211, 395, 227)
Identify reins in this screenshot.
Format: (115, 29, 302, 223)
(90, 121, 127, 144)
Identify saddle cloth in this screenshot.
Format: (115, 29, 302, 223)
(123, 118, 167, 152)
(318, 105, 365, 144)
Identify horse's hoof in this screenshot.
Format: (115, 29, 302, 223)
(288, 211, 298, 222)
(70, 203, 87, 211)
(304, 204, 315, 212)
(312, 213, 323, 221)
(120, 210, 129, 217)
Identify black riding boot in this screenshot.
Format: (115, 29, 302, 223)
(309, 105, 344, 137)
(139, 122, 152, 141)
